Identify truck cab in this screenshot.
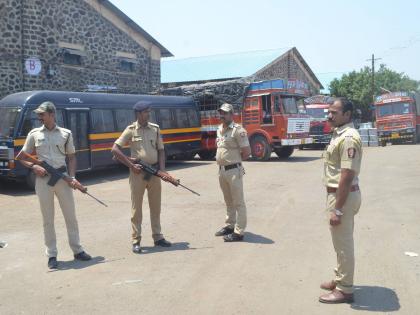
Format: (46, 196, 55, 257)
(374, 92, 420, 145)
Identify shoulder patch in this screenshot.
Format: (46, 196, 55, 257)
(348, 148, 356, 159)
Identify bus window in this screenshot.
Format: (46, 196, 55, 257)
(187, 109, 200, 127)
(115, 109, 135, 131)
(158, 109, 174, 129)
(91, 109, 115, 133)
(0, 107, 20, 137)
(150, 109, 157, 124)
(175, 108, 189, 128)
(20, 109, 65, 136)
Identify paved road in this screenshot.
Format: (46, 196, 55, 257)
(1, 145, 419, 314)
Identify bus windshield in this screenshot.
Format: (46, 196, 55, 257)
(0, 107, 20, 138)
(377, 102, 413, 117)
(306, 107, 328, 119)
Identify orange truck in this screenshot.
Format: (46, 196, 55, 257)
(199, 79, 313, 160)
(374, 91, 420, 146)
(302, 95, 332, 148)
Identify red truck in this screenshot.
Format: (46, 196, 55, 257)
(374, 91, 420, 146)
(302, 95, 332, 148)
(199, 79, 313, 160)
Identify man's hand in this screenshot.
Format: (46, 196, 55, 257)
(32, 164, 47, 177)
(68, 178, 86, 192)
(130, 163, 143, 175)
(159, 170, 177, 184)
(329, 212, 341, 226)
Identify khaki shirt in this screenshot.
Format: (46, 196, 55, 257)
(22, 125, 75, 169)
(216, 122, 250, 166)
(115, 121, 164, 165)
(323, 122, 362, 188)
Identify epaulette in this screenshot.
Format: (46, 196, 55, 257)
(28, 127, 42, 135)
(57, 126, 71, 134)
(148, 122, 160, 129)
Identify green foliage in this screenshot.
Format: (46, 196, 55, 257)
(329, 65, 419, 121)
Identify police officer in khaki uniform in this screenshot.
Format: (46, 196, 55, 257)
(111, 101, 173, 253)
(319, 98, 362, 304)
(214, 103, 251, 242)
(17, 102, 91, 269)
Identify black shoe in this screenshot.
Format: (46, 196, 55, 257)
(223, 233, 244, 242)
(74, 251, 92, 261)
(215, 226, 234, 236)
(154, 238, 172, 247)
(132, 243, 142, 254)
(48, 257, 58, 269)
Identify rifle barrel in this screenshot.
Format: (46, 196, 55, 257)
(85, 191, 108, 207)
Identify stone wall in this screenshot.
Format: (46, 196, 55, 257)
(0, 0, 23, 98)
(0, 0, 161, 99)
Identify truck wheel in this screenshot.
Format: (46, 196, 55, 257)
(250, 135, 271, 161)
(198, 150, 216, 160)
(274, 146, 294, 159)
(25, 171, 36, 190)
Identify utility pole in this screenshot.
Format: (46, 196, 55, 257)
(366, 54, 382, 122)
(366, 54, 382, 103)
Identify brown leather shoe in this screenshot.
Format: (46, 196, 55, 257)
(319, 289, 354, 304)
(320, 280, 336, 291)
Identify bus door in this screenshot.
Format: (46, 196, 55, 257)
(66, 108, 91, 171)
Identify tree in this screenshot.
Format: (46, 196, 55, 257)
(329, 65, 419, 121)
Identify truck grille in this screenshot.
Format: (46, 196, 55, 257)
(287, 118, 310, 134)
(310, 125, 324, 135)
(0, 147, 13, 160)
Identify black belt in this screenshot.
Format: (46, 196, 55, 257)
(220, 163, 241, 171)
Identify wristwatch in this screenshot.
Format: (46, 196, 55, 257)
(334, 209, 344, 216)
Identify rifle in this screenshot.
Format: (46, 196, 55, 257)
(16, 152, 108, 207)
(113, 154, 200, 196)
(135, 159, 200, 196)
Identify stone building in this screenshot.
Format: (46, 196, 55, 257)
(159, 47, 322, 107)
(0, 0, 172, 99)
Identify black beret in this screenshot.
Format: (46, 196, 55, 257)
(133, 101, 151, 112)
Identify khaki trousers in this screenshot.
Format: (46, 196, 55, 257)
(35, 175, 84, 258)
(218, 167, 247, 235)
(129, 171, 163, 244)
(326, 190, 361, 294)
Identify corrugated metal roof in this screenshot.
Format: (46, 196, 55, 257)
(161, 48, 291, 83)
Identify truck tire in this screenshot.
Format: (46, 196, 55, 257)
(198, 150, 216, 160)
(250, 135, 271, 161)
(274, 146, 294, 159)
(25, 171, 36, 190)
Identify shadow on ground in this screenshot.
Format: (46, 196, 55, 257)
(140, 241, 212, 255)
(243, 232, 275, 244)
(351, 285, 400, 312)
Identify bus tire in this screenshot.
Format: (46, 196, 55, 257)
(25, 171, 36, 190)
(274, 146, 294, 159)
(198, 150, 216, 160)
(250, 135, 271, 161)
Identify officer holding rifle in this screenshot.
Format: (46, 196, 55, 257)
(17, 101, 91, 269)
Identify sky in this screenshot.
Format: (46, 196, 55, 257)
(111, 0, 420, 83)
